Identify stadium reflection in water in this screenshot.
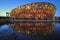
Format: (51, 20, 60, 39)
(10, 22, 55, 36)
(0, 22, 60, 40)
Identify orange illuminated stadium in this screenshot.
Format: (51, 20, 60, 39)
(10, 2, 56, 19)
(10, 2, 56, 35)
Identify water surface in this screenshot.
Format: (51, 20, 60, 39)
(0, 23, 60, 40)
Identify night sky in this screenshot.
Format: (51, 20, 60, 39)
(0, 0, 60, 17)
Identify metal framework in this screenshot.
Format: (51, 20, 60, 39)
(10, 2, 56, 19)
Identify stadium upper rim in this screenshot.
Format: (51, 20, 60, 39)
(10, 2, 56, 18)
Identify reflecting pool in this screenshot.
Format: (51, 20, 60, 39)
(0, 22, 60, 40)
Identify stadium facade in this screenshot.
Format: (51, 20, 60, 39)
(10, 2, 56, 19)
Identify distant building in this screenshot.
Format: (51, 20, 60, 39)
(6, 12, 10, 17)
(55, 16, 60, 20)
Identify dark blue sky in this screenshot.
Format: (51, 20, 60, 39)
(0, 0, 60, 17)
